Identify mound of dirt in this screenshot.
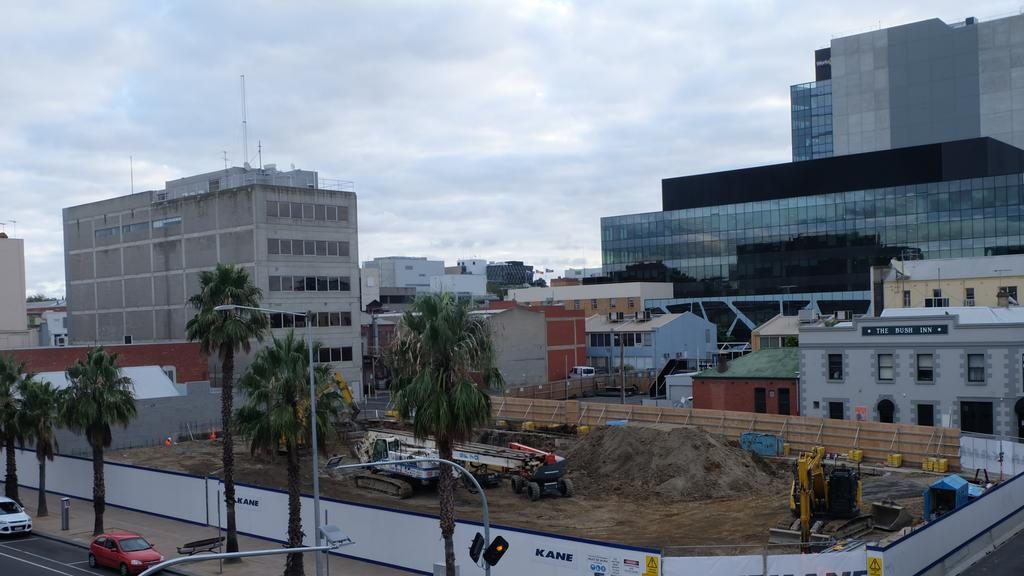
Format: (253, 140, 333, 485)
(566, 424, 785, 502)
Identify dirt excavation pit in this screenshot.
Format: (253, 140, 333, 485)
(567, 424, 787, 501)
(111, 423, 930, 549)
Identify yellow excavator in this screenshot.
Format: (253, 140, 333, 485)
(769, 446, 869, 545)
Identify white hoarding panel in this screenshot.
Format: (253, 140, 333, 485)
(767, 551, 867, 575)
(663, 554, 763, 575)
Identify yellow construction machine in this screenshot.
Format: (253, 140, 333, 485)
(769, 446, 869, 546)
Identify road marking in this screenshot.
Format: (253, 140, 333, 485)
(0, 544, 101, 575)
(0, 550, 75, 575)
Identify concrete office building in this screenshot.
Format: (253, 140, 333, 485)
(799, 306, 1024, 438)
(362, 256, 445, 293)
(872, 254, 1024, 313)
(63, 165, 361, 385)
(792, 13, 1024, 160)
(0, 236, 38, 348)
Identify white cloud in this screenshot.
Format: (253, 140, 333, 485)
(3, 0, 1018, 295)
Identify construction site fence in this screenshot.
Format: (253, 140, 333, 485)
(492, 396, 961, 470)
(503, 373, 650, 400)
(661, 546, 866, 575)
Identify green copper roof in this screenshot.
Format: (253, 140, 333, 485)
(696, 347, 800, 380)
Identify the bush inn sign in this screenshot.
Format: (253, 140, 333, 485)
(861, 325, 948, 336)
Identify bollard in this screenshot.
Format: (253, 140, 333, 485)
(61, 497, 70, 531)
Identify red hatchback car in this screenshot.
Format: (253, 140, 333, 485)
(88, 532, 165, 575)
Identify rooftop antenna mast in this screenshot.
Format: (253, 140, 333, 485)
(240, 74, 249, 168)
(129, 155, 134, 195)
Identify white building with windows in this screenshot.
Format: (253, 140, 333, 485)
(585, 311, 716, 373)
(799, 306, 1024, 438)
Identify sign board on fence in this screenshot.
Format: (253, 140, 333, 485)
(643, 554, 659, 575)
(868, 556, 883, 576)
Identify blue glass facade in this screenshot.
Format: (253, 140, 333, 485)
(603, 173, 1024, 300)
(791, 80, 833, 162)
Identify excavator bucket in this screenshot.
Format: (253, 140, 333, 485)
(870, 501, 912, 532)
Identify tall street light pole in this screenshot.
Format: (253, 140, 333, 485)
(214, 304, 324, 576)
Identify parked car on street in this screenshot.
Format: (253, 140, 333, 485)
(0, 497, 32, 535)
(88, 532, 164, 575)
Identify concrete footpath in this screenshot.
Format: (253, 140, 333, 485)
(20, 488, 406, 575)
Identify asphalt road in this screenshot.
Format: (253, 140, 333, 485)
(962, 527, 1024, 576)
(0, 534, 108, 576)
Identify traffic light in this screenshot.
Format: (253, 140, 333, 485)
(482, 535, 509, 566)
(469, 532, 485, 563)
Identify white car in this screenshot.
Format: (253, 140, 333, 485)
(0, 497, 32, 535)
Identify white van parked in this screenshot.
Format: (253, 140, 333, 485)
(568, 366, 596, 379)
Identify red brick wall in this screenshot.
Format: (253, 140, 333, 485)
(3, 343, 209, 383)
(488, 302, 586, 382)
(693, 378, 799, 415)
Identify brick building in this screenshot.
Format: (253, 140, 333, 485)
(692, 348, 799, 415)
(3, 342, 209, 385)
(487, 302, 586, 383)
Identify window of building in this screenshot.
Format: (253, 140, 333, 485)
(903, 290, 911, 307)
(279, 238, 292, 255)
(968, 354, 985, 382)
(1000, 286, 1019, 303)
(315, 204, 326, 221)
(338, 206, 350, 221)
(877, 354, 893, 381)
(705, 329, 710, 343)
(292, 240, 304, 255)
(917, 404, 935, 427)
(590, 299, 598, 308)
(326, 205, 338, 220)
(627, 298, 635, 308)
(122, 222, 149, 234)
(316, 346, 353, 363)
(778, 388, 791, 415)
(754, 388, 767, 414)
(267, 239, 279, 255)
(574, 300, 581, 310)
(609, 298, 617, 308)
(827, 354, 843, 380)
(327, 241, 339, 256)
(304, 240, 315, 255)
(916, 354, 933, 382)
(828, 401, 844, 420)
(932, 288, 942, 298)
(960, 401, 994, 435)
(278, 201, 291, 218)
(965, 287, 975, 306)
(266, 200, 278, 217)
(152, 216, 182, 229)
(94, 226, 120, 239)
(162, 366, 176, 383)
(123, 335, 133, 345)
(302, 204, 315, 219)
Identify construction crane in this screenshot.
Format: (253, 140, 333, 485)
(329, 429, 573, 501)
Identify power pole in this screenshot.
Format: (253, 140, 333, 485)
(620, 331, 626, 405)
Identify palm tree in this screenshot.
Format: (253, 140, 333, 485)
(185, 263, 267, 554)
(18, 378, 59, 516)
(58, 347, 136, 535)
(0, 354, 27, 503)
(235, 332, 343, 576)
(385, 293, 503, 576)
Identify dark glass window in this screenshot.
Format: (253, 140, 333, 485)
(278, 202, 291, 218)
(266, 201, 278, 217)
(326, 205, 338, 220)
(917, 354, 933, 382)
(315, 204, 326, 220)
(294, 277, 305, 291)
(304, 240, 315, 255)
(754, 388, 767, 414)
(878, 399, 895, 423)
(292, 240, 304, 255)
(342, 347, 353, 362)
(267, 239, 279, 255)
(302, 204, 315, 219)
(290, 202, 302, 219)
(827, 354, 843, 380)
(968, 354, 985, 382)
(317, 276, 328, 291)
(778, 388, 790, 415)
(316, 241, 327, 256)
(269, 276, 281, 291)
(327, 241, 339, 256)
(877, 354, 893, 381)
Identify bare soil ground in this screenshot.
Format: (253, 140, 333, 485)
(111, 425, 934, 550)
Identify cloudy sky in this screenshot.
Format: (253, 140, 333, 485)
(3, 1, 1016, 296)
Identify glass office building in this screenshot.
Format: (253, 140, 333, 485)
(601, 138, 1024, 338)
(790, 80, 833, 162)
